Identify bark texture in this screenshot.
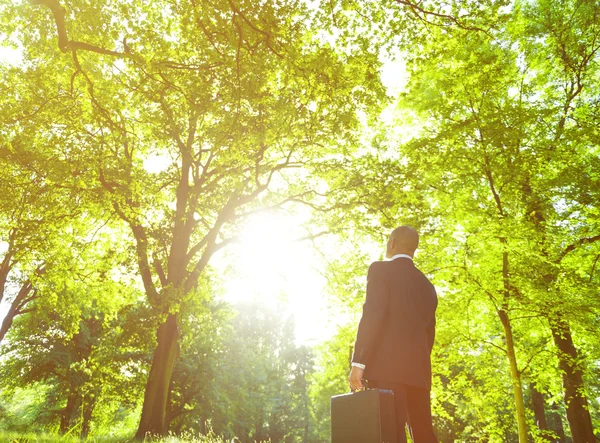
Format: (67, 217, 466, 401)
(60, 391, 82, 433)
(498, 308, 529, 443)
(135, 314, 180, 438)
(530, 382, 553, 441)
(0, 281, 37, 343)
(548, 402, 567, 443)
(550, 318, 596, 443)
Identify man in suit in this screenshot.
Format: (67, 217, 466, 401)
(348, 226, 438, 443)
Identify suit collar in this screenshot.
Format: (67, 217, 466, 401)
(389, 253, 413, 261)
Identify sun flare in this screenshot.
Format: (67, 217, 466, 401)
(214, 212, 335, 345)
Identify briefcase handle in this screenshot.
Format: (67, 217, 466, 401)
(350, 378, 369, 393)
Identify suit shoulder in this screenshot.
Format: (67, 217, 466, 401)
(368, 260, 387, 271)
(414, 267, 437, 290)
(367, 260, 387, 277)
(414, 266, 432, 282)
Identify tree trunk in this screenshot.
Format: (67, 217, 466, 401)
(254, 408, 267, 443)
(80, 394, 95, 439)
(497, 247, 529, 443)
(164, 377, 179, 432)
(531, 382, 553, 441)
(303, 388, 310, 443)
(498, 309, 529, 443)
(60, 390, 82, 434)
(548, 402, 567, 443)
(0, 304, 17, 344)
(135, 313, 180, 439)
(0, 250, 12, 304)
(549, 318, 595, 443)
(0, 280, 35, 344)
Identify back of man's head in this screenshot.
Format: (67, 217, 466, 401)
(387, 225, 419, 257)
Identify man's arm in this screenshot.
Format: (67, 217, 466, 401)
(351, 261, 389, 367)
(426, 285, 438, 353)
(426, 317, 436, 354)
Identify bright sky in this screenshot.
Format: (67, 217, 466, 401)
(211, 211, 338, 346)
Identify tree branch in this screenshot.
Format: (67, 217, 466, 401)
(29, 0, 130, 57)
(99, 169, 159, 303)
(558, 234, 600, 262)
(227, 0, 284, 58)
(0, 232, 15, 304)
(295, 230, 330, 243)
(394, 0, 492, 36)
(154, 259, 167, 287)
(184, 184, 265, 292)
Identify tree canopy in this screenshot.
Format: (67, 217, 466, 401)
(0, 0, 599, 441)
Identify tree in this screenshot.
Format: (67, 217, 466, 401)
(196, 300, 317, 443)
(17, 0, 386, 436)
(310, 0, 600, 441)
(0, 63, 88, 344)
(0, 293, 153, 438)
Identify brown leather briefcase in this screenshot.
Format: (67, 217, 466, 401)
(331, 388, 397, 443)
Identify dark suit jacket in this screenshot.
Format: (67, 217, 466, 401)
(351, 257, 438, 390)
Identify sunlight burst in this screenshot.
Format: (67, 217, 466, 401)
(216, 212, 334, 345)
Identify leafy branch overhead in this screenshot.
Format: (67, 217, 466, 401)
(29, 0, 130, 57)
(393, 0, 496, 35)
(18, 0, 387, 436)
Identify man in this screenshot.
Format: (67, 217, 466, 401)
(348, 226, 438, 443)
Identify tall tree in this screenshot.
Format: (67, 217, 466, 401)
(311, 1, 600, 441)
(17, 0, 386, 436)
(0, 290, 152, 437)
(517, 1, 600, 440)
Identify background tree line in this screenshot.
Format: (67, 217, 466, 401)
(1, 0, 599, 441)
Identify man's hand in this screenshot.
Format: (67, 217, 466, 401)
(348, 366, 365, 392)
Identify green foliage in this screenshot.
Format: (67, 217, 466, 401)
(1, 0, 600, 441)
(310, 0, 600, 441)
(0, 300, 154, 436)
(0, 429, 263, 442)
(309, 325, 356, 442)
(206, 300, 316, 442)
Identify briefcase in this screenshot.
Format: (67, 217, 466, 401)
(331, 388, 397, 443)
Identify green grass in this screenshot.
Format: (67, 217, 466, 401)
(0, 431, 249, 443)
(0, 433, 121, 443)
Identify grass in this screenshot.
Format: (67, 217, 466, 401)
(0, 431, 249, 443)
(0, 434, 121, 443)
